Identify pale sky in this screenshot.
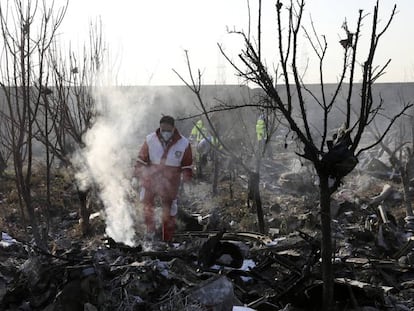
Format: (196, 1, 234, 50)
(59, 0, 414, 85)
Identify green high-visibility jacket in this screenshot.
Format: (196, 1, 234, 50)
(256, 119, 266, 141)
(191, 120, 207, 142)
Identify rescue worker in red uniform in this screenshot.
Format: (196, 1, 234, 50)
(134, 116, 193, 241)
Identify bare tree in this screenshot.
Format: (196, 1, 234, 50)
(217, 1, 412, 309)
(178, 0, 411, 309)
(0, 0, 67, 249)
(0, 108, 12, 176)
(36, 19, 106, 235)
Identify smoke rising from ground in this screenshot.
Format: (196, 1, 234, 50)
(73, 86, 150, 246)
(71, 85, 193, 246)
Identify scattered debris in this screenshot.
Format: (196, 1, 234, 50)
(2, 152, 414, 310)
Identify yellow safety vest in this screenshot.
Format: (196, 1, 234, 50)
(256, 119, 266, 141)
(191, 120, 207, 142)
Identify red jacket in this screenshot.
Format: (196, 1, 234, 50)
(134, 128, 193, 196)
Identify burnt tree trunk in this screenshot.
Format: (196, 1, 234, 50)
(44, 94, 51, 239)
(77, 187, 91, 235)
(319, 172, 334, 311)
(248, 171, 265, 233)
(0, 153, 6, 176)
(212, 149, 219, 196)
(196, 154, 204, 179)
(22, 183, 46, 250)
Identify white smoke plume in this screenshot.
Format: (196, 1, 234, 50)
(73, 86, 150, 246)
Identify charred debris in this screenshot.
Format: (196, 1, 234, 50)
(2, 155, 414, 310)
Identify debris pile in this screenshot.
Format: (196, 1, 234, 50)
(2, 213, 414, 311)
(2, 151, 414, 310)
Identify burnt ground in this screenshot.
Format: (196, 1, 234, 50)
(1, 152, 414, 310)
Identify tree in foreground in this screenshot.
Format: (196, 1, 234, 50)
(180, 0, 411, 309)
(223, 0, 412, 309)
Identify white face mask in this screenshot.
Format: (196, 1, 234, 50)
(161, 130, 173, 141)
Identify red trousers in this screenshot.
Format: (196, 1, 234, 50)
(140, 187, 177, 241)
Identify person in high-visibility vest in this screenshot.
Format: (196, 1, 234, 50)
(256, 114, 266, 150)
(256, 113, 273, 159)
(190, 119, 207, 144)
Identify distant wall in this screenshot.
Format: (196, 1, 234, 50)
(0, 83, 412, 160)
